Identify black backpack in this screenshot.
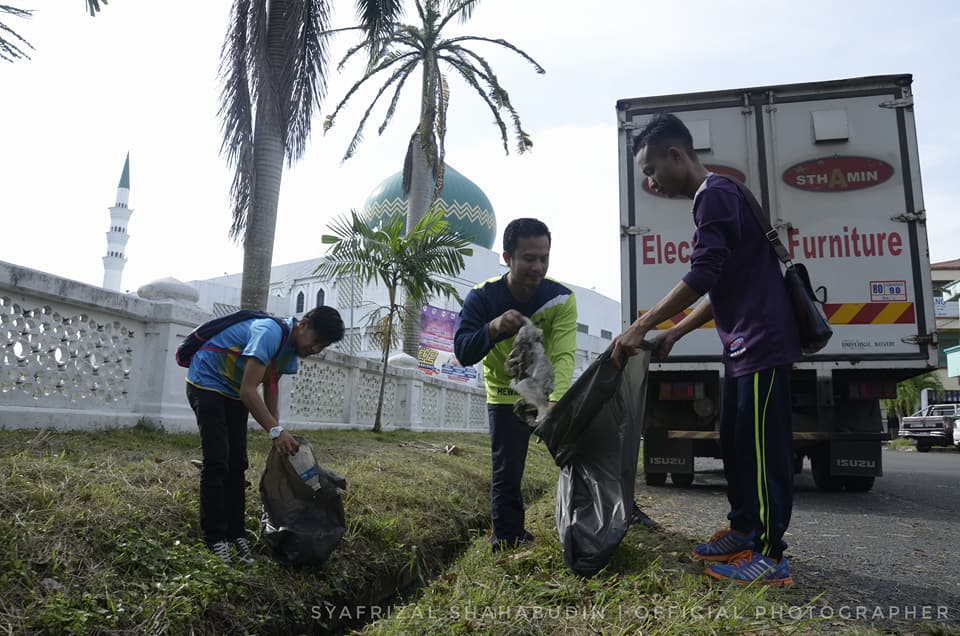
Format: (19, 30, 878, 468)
(176, 310, 290, 368)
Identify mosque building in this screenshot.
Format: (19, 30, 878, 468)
(189, 164, 621, 381)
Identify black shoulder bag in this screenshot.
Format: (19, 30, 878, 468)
(718, 176, 833, 355)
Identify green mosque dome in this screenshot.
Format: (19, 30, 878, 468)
(361, 164, 496, 249)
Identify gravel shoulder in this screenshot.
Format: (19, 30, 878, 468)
(634, 447, 960, 635)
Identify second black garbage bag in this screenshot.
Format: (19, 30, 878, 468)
(259, 436, 347, 566)
(534, 347, 652, 578)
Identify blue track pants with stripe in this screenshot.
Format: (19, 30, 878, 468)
(720, 365, 793, 560)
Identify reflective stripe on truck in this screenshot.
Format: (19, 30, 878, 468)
(642, 301, 916, 330)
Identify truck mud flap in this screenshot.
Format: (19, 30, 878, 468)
(830, 440, 883, 477)
(643, 432, 693, 475)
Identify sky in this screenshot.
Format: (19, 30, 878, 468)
(2, 0, 959, 302)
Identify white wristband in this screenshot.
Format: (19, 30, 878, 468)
(269, 425, 284, 440)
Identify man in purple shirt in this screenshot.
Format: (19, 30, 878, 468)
(612, 113, 800, 586)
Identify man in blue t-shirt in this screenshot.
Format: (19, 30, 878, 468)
(612, 113, 801, 587)
(185, 306, 344, 564)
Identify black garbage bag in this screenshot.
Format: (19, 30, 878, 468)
(259, 436, 347, 565)
(534, 348, 652, 578)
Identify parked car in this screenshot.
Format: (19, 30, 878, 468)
(898, 404, 960, 451)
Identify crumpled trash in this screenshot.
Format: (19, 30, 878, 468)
(505, 319, 555, 425)
(259, 436, 347, 565)
(534, 347, 653, 577)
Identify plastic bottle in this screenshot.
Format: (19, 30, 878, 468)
(287, 444, 322, 491)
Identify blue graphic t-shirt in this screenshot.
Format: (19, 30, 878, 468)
(186, 317, 298, 399)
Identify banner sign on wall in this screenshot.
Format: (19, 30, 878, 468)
(417, 305, 478, 383)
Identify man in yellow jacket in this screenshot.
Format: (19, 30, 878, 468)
(454, 218, 578, 552)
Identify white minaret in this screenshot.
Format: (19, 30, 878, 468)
(102, 153, 132, 291)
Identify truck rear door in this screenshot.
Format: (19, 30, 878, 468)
(619, 98, 757, 362)
(619, 77, 934, 367)
(761, 81, 934, 363)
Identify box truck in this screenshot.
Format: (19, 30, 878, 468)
(617, 74, 936, 492)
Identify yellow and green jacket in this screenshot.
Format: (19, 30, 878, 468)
(454, 275, 577, 405)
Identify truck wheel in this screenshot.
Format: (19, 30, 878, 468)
(645, 472, 667, 486)
(842, 476, 875, 492)
(670, 472, 694, 488)
(810, 450, 842, 492)
(793, 453, 804, 475)
(916, 442, 931, 453)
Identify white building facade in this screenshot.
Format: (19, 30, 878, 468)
(191, 165, 621, 383)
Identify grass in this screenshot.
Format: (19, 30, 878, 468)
(886, 437, 915, 451)
(0, 425, 555, 635)
(359, 494, 831, 636)
(1, 427, 911, 635)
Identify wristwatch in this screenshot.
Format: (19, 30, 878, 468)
(269, 425, 285, 440)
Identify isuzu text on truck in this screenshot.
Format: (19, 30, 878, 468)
(618, 75, 936, 492)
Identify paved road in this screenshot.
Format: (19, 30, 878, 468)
(635, 446, 960, 633)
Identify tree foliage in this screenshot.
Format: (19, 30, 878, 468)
(324, 0, 542, 192)
(882, 372, 946, 418)
(315, 209, 471, 431)
(1, 2, 106, 63)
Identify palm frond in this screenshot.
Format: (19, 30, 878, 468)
(378, 62, 417, 135)
(318, 208, 470, 311)
(218, 0, 255, 239)
(412, 0, 427, 25)
(445, 44, 497, 97)
(402, 131, 416, 195)
(0, 5, 34, 63)
(283, 0, 332, 165)
(323, 50, 419, 135)
(441, 39, 540, 155)
(354, 0, 403, 60)
(247, 0, 270, 114)
(339, 58, 419, 162)
(438, 0, 481, 30)
(439, 54, 509, 153)
(442, 44, 532, 153)
(85, 0, 107, 16)
(368, 311, 401, 356)
(337, 36, 375, 72)
(432, 73, 449, 201)
(416, 55, 440, 170)
(445, 35, 545, 74)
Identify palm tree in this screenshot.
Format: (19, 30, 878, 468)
(882, 372, 945, 419)
(218, 0, 404, 310)
(315, 208, 472, 432)
(1, 1, 106, 63)
(323, 0, 543, 355)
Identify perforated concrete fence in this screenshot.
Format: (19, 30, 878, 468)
(0, 261, 487, 433)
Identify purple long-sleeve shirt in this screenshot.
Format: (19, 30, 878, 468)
(681, 174, 801, 377)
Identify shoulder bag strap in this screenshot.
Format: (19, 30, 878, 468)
(714, 174, 792, 266)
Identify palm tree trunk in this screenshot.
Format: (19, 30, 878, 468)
(402, 137, 433, 356)
(240, 0, 288, 310)
(401, 57, 439, 356)
(401, 294, 421, 358)
(241, 111, 283, 309)
(374, 306, 395, 433)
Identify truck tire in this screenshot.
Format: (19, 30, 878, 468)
(916, 442, 931, 453)
(645, 472, 667, 486)
(793, 453, 804, 475)
(842, 476, 875, 492)
(810, 450, 842, 492)
(670, 472, 694, 488)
